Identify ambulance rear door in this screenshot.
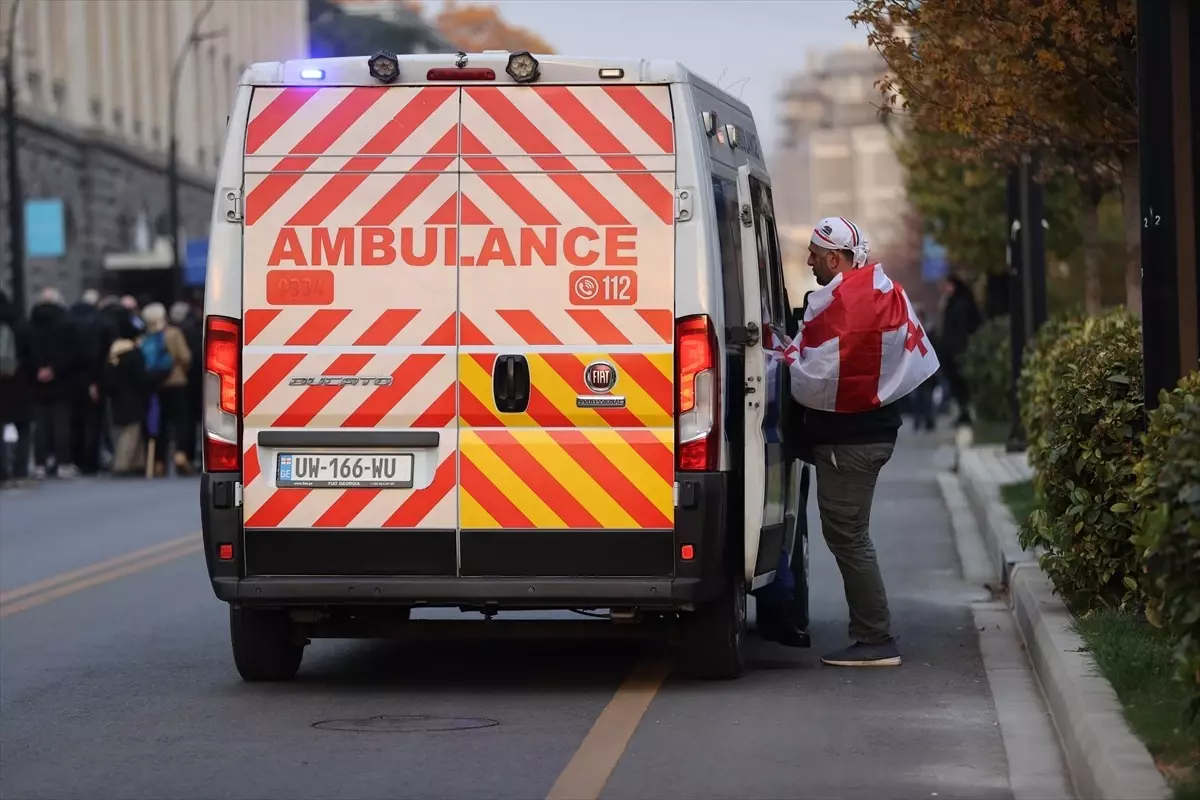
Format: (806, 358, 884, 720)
(455, 84, 677, 578)
(238, 84, 461, 574)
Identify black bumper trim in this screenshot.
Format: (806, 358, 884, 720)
(213, 576, 705, 608)
(459, 528, 674, 577)
(245, 527, 458, 577)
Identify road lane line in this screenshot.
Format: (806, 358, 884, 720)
(0, 533, 200, 605)
(0, 536, 202, 618)
(546, 655, 670, 800)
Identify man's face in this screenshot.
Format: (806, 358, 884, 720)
(807, 245, 840, 286)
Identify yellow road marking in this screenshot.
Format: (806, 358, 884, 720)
(546, 655, 670, 800)
(0, 534, 202, 618)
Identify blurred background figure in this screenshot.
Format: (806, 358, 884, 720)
(102, 311, 151, 477)
(938, 274, 982, 426)
(68, 288, 109, 475)
(171, 301, 203, 471)
(139, 303, 193, 477)
(23, 288, 84, 479)
(0, 290, 33, 486)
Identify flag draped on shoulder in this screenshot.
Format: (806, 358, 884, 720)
(769, 263, 940, 413)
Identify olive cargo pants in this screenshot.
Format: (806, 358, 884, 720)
(812, 441, 895, 645)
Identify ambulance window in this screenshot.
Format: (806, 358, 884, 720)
(749, 178, 786, 328)
(712, 176, 744, 334)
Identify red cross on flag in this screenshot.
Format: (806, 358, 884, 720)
(770, 263, 940, 413)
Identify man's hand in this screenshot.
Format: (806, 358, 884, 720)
(36, 367, 54, 383)
(89, 384, 99, 402)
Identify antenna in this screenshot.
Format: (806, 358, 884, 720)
(728, 77, 751, 99)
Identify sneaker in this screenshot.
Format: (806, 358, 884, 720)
(55, 464, 79, 479)
(820, 639, 902, 667)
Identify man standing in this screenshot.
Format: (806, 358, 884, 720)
(939, 274, 982, 426)
(21, 287, 85, 478)
(768, 217, 939, 667)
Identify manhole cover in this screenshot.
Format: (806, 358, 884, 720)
(312, 715, 499, 733)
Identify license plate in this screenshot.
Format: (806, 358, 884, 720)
(276, 453, 415, 489)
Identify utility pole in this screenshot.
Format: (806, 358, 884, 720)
(167, 0, 217, 304)
(1005, 153, 1048, 453)
(2, 0, 24, 318)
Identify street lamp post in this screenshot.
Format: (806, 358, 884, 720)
(167, 0, 216, 304)
(2, 0, 24, 317)
(1005, 153, 1048, 453)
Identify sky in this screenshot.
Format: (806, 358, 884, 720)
(425, 0, 866, 156)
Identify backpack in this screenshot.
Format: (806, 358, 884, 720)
(140, 330, 174, 379)
(0, 321, 17, 378)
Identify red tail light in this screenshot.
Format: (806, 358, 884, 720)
(203, 316, 241, 473)
(675, 315, 719, 471)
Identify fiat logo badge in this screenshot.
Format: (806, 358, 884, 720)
(583, 361, 617, 394)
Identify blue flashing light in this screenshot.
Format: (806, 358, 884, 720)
(300, 68, 325, 80)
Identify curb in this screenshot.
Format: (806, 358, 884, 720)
(956, 446, 1037, 586)
(953, 446, 1172, 800)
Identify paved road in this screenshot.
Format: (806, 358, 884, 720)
(0, 430, 1058, 800)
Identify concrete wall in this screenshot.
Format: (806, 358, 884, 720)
(0, 110, 214, 310)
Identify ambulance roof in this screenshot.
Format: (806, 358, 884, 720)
(240, 53, 755, 119)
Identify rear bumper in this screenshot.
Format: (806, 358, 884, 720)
(200, 471, 731, 611)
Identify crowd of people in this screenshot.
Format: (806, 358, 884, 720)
(0, 287, 202, 487)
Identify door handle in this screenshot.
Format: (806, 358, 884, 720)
(492, 355, 531, 413)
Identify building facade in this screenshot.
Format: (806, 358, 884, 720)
(771, 46, 911, 300)
(0, 0, 308, 308)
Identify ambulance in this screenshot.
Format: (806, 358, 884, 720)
(200, 50, 811, 682)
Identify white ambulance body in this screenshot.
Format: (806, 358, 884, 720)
(200, 52, 809, 682)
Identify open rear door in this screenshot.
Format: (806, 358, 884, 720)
(238, 85, 461, 564)
(453, 84, 677, 577)
(735, 164, 772, 586)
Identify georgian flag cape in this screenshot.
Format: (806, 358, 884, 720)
(766, 262, 940, 413)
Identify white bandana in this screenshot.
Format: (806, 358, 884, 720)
(811, 216, 870, 269)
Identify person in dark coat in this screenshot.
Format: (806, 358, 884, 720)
(19, 287, 85, 478)
(939, 274, 983, 426)
(101, 312, 151, 476)
(69, 289, 108, 474)
(0, 290, 33, 484)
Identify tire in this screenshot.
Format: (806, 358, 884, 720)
(230, 606, 305, 682)
(678, 574, 747, 680)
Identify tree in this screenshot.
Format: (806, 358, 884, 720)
(850, 0, 1141, 314)
(435, 1, 555, 54)
(898, 123, 1125, 315)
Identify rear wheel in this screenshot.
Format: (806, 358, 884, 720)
(230, 606, 305, 682)
(678, 575, 747, 680)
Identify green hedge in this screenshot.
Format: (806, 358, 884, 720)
(1019, 310, 1087, 476)
(1018, 309, 1145, 612)
(962, 315, 1012, 425)
(1133, 371, 1200, 713)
